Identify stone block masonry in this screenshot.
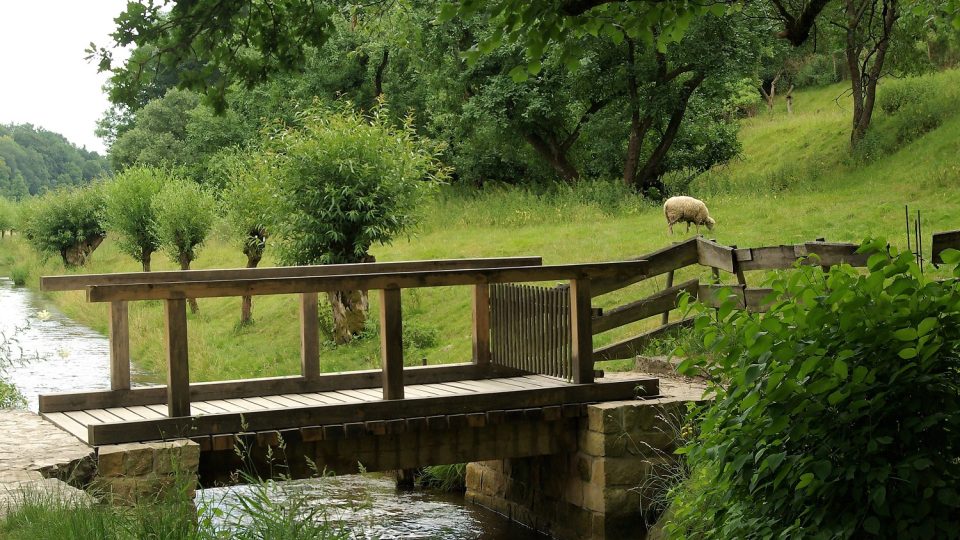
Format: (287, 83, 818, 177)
(466, 395, 700, 540)
(95, 439, 200, 505)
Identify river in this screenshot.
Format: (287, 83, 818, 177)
(0, 277, 547, 539)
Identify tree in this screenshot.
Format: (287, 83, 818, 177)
(215, 150, 273, 325)
(19, 185, 106, 267)
(102, 166, 165, 271)
(152, 178, 216, 313)
(0, 197, 16, 238)
(264, 102, 447, 343)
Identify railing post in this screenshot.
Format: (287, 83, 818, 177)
(300, 292, 320, 381)
(164, 298, 190, 417)
(661, 270, 674, 326)
(380, 287, 404, 399)
(109, 300, 131, 390)
(569, 278, 594, 384)
(472, 284, 491, 365)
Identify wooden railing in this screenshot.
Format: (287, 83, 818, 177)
(40, 257, 649, 417)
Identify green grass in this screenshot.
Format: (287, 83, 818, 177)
(1, 69, 959, 384)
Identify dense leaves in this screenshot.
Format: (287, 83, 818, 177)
(669, 243, 960, 539)
(0, 124, 109, 200)
(263, 102, 447, 266)
(19, 185, 106, 267)
(152, 178, 216, 270)
(102, 166, 166, 271)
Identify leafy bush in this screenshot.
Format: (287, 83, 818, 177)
(19, 185, 106, 267)
(152, 178, 216, 270)
(895, 98, 943, 143)
(877, 77, 931, 115)
(0, 197, 17, 235)
(102, 166, 166, 271)
(669, 243, 960, 539)
(265, 101, 448, 266)
(10, 265, 28, 287)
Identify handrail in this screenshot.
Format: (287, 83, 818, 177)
(84, 261, 650, 302)
(41, 256, 544, 291)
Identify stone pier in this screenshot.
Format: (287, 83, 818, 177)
(465, 374, 706, 539)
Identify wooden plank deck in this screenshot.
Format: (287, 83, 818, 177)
(42, 374, 658, 447)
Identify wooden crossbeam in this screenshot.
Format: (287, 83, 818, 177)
(592, 278, 699, 335)
(40, 256, 544, 291)
(591, 238, 698, 296)
(84, 261, 650, 303)
(592, 318, 695, 362)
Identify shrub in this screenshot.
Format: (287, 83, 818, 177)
(19, 185, 106, 267)
(668, 242, 960, 539)
(102, 166, 166, 271)
(877, 77, 931, 115)
(9, 265, 28, 287)
(0, 197, 16, 236)
(152, 178, 216, 271)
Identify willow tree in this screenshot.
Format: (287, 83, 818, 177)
(102, 166, 164, 271)
(265, 102, 447, 343)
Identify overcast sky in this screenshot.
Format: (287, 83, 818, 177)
(0, 1, 130, 155)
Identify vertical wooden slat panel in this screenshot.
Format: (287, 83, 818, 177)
(164, 298, 190, 417)
(509, 285, 518, 368)
(380, 288, 404, 400)
(300, 292, 320, 381)
(109, 300, 131, 391)
(535, 287, 544, 375)
(661, 270, 675, 326)
(561, 286, 571, 380)
(521, 286, 530, 371)
(490, 284, 499, 364)
(472, 284, 491, 365)
(547, 288, 556, 377)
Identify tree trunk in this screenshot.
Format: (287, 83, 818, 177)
(786, 85, 794, 115)
(328, 289, 368, 344)
(142, 248, 152, 272)
(179, 253, 199, 314)
(623, 39, 643, 187)
(635, 72, 708, 193)
(374, 49, 389, 98)
(847, 0, 898, 147)
(239, 236, 264, 326)
(760, 71, 781, 112)
(522, 132, 580, 182)
(61, 234, 105, 267)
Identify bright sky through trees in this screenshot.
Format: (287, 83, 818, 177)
(0, 1, 128, 154)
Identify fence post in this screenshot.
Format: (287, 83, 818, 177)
(661, 270, 675, 326)
(164, 298, 190, 417)
(380, 287, 404, 399)
(109, 300, 131, 391)
(300, 292, 320, 381)
(472, 284, 491, 365)
(569, 279, 594, 384)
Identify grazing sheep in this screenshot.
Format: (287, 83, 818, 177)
(663, 196, 715, 235)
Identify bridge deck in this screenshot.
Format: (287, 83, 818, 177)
(42, 374, 657, 447)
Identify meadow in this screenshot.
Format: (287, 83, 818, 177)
(2, 70, 960, 386)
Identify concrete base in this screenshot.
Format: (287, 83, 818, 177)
(466, 393, 703, 540)
(95, 440, 200, 505)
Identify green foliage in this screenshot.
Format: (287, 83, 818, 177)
(0, 197, 17, 232)
(152, 179, 216, 267)
(877, 77, 933, 114)
(417, 463, 467, 492)
(19, 185, 106, 266)
(669, 243, 960, 539)
(215, 150, 272, 259)
(102, 166, 166, 270)
(0, 328, 27, 409)
(10, 266, 29, 287)
(265, 102, 447, 265)
(0, 124, 109, 199)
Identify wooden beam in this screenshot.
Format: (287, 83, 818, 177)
(698, 284, 776, 312)
(932, 229, 960, 265)
(299, 292, 320, 381)
(569, 279, 593, 384)
(661, 271, 675, 326)
(85, 261, 650, 303)
(41, 256, 544, 291)
(697, 238, 736, 272)
(87, 377, 659, 446)
(38, 363, 529, 413)
(592, 278, 699, 335)
(109, 301, 130, 391)
(472, 284, 491, 365)
(591, 238, 698, 297)
(380, 288, 404, 400)
(799, 242, 868, 267)
(164, 298, 190, 418)
(592, 318, 695, 362)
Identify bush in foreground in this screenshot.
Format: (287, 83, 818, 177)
(668, 242, 960, 539)
(19, 185, 106, 267)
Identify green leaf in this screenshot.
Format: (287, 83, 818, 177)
(917, 317, 937, 337)
(892, 328, 917, 341)
(864, 516, 881, 535)
(508, 65, 529, 82)
(796, 472, 815, 490)
(741, 391, 760, 410)
(898, 347, 918, 359)
(832, 359, 848, 379)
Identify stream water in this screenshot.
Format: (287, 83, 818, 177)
(0, 277, 547, 539)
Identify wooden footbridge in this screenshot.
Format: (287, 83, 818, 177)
(35, 237, 872, 475)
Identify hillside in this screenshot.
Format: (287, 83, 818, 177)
(0, 123, 110, 200)
(2, 70, 960, 382)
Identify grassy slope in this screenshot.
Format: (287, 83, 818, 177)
(2, 71, 959, 384)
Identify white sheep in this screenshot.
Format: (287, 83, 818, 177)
(663, 196, 716, 235)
